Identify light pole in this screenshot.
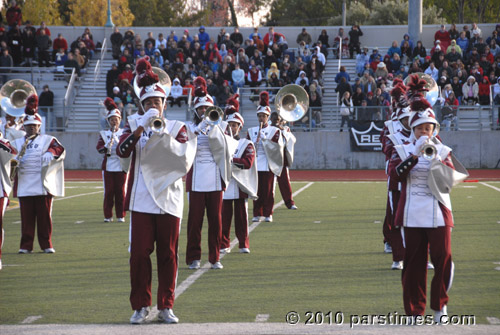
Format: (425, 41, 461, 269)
(105, 0, 114, 27)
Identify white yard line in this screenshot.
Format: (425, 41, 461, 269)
(175, 182, 314, 298)
(7, 190, 104, 212)
(479, 182, 500, 193)
(21, 316, 42, 324)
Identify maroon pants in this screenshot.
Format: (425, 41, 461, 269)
(0, 197, 7, 259)
(129, 211, 180, 310)
(386, 190, 405, 261)
(221, 198, 249, 249)
(19, 195, 53, 251)
(186, 191, 223, 265)
(253, 171, 275, 217)
(103, 170, 126, 219)
(277, 166, 295, 209)
(402, 226, 453, 315)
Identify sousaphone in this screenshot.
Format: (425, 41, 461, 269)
(0, 79, 37, 117)
(274, 84, 309, 122)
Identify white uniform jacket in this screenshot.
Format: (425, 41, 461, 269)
(247, 125, 284, 176)
(117, 116, 196, 218)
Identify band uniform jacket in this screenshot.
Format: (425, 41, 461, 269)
(185, 121, 236, 193)
(12, 134, 65, 198)
(223, 138, 257, 200)
(388, 138, 455, 229)
(247, 125, 284, 176)
(0, 138, 17, 197)
(117, 116, 196, 218)
(96, 128, 131, 172)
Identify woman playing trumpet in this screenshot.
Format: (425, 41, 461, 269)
(96, 98, 126, 223)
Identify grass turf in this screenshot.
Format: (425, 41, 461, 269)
(0, 181, 498, 324)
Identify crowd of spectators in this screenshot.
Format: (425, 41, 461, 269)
(0, 1, 94, 83)
(337, 23, 500, 124)
(107, 26, 327, 122)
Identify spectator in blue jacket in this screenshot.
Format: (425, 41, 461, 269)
(400, 33, 414, 51)
(335, 66, 350, 84)
(387, 40, 402, 58)
(456, 31, 469, 54)
(197, 26, 210, 49)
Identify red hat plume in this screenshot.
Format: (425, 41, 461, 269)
(392, 78, 404, 87)
(225, 94, 239, 116)
(259, 91, 269, 107)
(407, 74, 431, 111)
(24, 94, 38, 115)
(193, 76, 207, 97)
(103, 97, 118, 112)
(135, 57, 159, 88)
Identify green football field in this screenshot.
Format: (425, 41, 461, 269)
(0, 180, 499, 325)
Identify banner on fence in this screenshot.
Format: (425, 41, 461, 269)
(350, 121, 384, 152)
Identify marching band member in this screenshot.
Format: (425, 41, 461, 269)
(0, 130, 18, 270)
(270, 112, 298, 210)
(380, 82, 411, 270)
(13, 95, 65, 254)
(185, 76, 235, 270)
(0, 110, 25, 141)
(247, 91, 284, 223)
(388, 74, 468, 322)
(220, 94, 257, 254)
(379, 78, 404, 255)
(117, 58, 196, 324)
(96, 98, 127, 223)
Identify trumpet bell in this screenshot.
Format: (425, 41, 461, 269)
(403, 72, 439, 106)
(274, 84, 309, 122)
(205, 106, 223, 125)
(133, 66, 172, 101)
(0, 79, 37, 117)
(150, 117, 165, 133)
(421, 143, 437, 160)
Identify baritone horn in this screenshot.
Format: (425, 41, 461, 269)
(0, 79, 37, 118)
(274, 84, 309, 122)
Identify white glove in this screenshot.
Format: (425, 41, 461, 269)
(195, 118, 209, 134)
(42, 152, 54, 165)
(139, 109, 160, 128)
(414, 135, 429, 153)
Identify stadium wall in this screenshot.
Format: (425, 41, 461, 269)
(53, 24, 497, 51)
(57, 131, 500, 170)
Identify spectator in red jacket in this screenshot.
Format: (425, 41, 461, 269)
(52, 33, 68, 61)
(434, 24, 451, 51)
(117, 64, 134, 84)
(36, 21, 51, 37)
(6, 1, 22, 28)
(478, 76, 491, 105)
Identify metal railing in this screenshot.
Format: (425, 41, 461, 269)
(93, 38, 107, 95)
(287, 105, 499, 132)
(64, 67, 78, 131)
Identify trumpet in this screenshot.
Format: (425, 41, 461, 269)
(421, 142, 437, 160)
(150, 117, 165, 133)
(204, 106, 223, 126)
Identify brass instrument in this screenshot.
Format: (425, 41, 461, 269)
(204, 106, 223, 125)
(0, 79, 37, 119)
(10, 134, 38, 183)
(133, 65, 171, 115)
(274, 84, 309, 122)
(403, 72, 439, 106)
(106, 126, 117, 157)
(150, 117, 165, 133)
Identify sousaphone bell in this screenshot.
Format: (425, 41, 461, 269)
(0, 79, 37, 118)
(274, 84, 309, 122)
(133, 65, 172, 133)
